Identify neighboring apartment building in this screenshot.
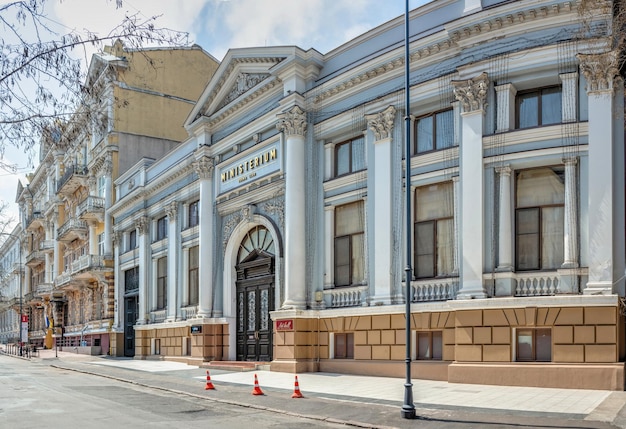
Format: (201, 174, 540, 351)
(117, 0, 626, 390)
(14, 41, 219, 355)
(0, 226, 24, 345)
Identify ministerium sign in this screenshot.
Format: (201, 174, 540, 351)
(218, 141, 281, 194)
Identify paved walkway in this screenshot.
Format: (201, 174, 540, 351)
(5, 346, 626, 428)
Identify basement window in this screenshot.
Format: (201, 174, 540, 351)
(516, 328, 551, 362)
(334, 333, 354, 359)
(417, 331, 443, 360)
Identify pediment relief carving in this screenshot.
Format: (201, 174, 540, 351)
(216, 72, 271, 111)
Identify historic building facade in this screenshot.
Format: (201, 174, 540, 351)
(0, 226, 24, 345)
(13, 41, 219, 354)
(39, 0, 626, 390)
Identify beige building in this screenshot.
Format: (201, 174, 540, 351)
(16, 41, 218, 355)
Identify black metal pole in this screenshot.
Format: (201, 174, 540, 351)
(18, 237, 22, 357)
(401, 0, 416, 420)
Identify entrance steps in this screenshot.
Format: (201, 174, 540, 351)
(202, 361, 271, 372)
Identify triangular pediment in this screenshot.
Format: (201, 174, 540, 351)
(186, 47, 297, 126)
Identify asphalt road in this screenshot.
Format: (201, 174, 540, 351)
(1, 353, 623, 429)
(0, 357, 346, 429)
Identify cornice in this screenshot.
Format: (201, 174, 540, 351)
(313, 0, 580, 106)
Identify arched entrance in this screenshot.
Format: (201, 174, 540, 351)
(236, 225, 275, 361)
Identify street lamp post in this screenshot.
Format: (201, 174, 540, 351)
(401, 0, 416, 420)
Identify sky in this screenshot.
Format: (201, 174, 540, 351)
(1, 0, 429, 224)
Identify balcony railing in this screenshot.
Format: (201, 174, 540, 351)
(77, 195, 105, 220)
(150, 309, 167, 323)
(26, 250, 44, 267)
(36, 283, 53, 295)
(323, 285, 369, 308)
(71, 254, 113, 274)
(181, 305, 198, 320)
(57, 218, 88, 242)
(55, 272, 72, 288)
(26, 211, 44, 231)
(39, 240, 55, 253)
(515, 273, 561, 296)
(56, 164, 88, 195)
(410, 278, 460, 302)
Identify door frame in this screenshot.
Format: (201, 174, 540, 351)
(223, 216, 283, 361)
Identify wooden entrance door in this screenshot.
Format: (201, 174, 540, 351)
(124, 296, 137, 357)
(236, 250, 274, 361)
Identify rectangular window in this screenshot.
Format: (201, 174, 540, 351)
(515, 167, 564, 271)
(124, 267, 139, 293)
(414, 182, 454, 279)
(156, 216, 168, 241)
(157, 256, 167, 309)
(415, 108, 454, 154)
(516, 328, 551, 362)
(188, 201, 199, 228)
(188, 246, 199, 305)
(334, 201, 365, 287)
(128, 229, 137, 251)
(417, 331, 443, 360)
(98, 176, 106, 198)
(335, 136, 365, 177)
(516, 86, 562, 129)
(334, 333, 354, 359)
(98, 233, 105, 256)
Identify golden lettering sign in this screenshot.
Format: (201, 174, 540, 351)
(220, 148, 277, 183)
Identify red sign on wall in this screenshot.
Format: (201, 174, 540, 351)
(21, 315, 28, 323)
(276, 319, 293, 331)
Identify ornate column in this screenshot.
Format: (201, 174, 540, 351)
(323, 205, 335, 290)
(103, 158, 113, 257)
(365, 105, 396, 305)
(496, 165, 512, 270)
(193, 153, 215, 318)
(560, 72, 578, 123)
(495, 165, 515, 296)
(558, 157, 580, 293)
(577, 51, 625, 294)
(277, 106, 307, 309)
(135, 217, 149, 324)
(452, 176, 460, 275)
(452, 72, 489, 299)
(166, 202, 179, 322)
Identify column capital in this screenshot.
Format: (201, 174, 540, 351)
(365, 105, 396, 141)
(192, 156, 215, 180)
(452, 72, 489, 114)
(135, 216, 149, 235)
(495, 164, 511, 176)
(102, 159, 113, 176)
(166, 201, 178, 220)
(577, 50, 621, 94)
(277, 105, 307, 136)
(562, 156, 578, 166)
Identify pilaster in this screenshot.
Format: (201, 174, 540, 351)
(452, 72, 489, 299)
(365, 105, 396, 305)
(577, 51, 625, 294)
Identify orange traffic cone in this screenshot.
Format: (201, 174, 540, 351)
(291, 375, 303, 398)
(252, 373, 264, 395)
(204, 370, 215, 390)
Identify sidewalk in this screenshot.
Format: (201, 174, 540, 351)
(12, 347, 626, 428)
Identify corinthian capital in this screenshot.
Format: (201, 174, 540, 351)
(452, 72, 489, 113)
(166, 201, 178, 220)
(135, 216, 149, 235)
(193, 156, 215, 180)
(365, 105, 396, 141)
(577, 51, 621, 94)
(277, 106, 307, 136)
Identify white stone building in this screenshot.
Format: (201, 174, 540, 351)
(110, 0, 626, 390)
